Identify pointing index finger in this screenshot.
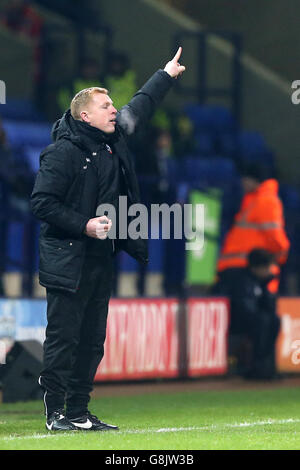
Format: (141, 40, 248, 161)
(172, 46, 182, 62)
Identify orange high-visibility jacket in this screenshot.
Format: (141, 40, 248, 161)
(218, 179, 290, 272)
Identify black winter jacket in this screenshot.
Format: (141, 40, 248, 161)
(213, 268, 277, 334)
(31, 69, 174, 292)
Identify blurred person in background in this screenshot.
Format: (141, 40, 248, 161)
(214, 249, 281, 380)
(31, 48, 185, 432)
(104, 50, 138, 111)
(217, 162, 290, 295)
(0, 0, 43, 82)
(1, 0, 43, 39)
(0, 118, 35, 296)
(57, 59, 103, 115)
(0, 118, 35, 208)
(134, 126, 173, 204)
(172, 112, 196, 158)
(57, 52, 137, 118)
(134, 126, 174, 295)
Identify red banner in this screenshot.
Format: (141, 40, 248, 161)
(187, 298, 230, 376)
(276, 298, 300, 372)
(95, 298, 179, 381)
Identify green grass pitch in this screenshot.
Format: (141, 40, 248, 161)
(0, 385, 300, 450)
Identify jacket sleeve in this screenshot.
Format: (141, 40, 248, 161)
(117, 69, 175, 135)
(30, 146, 90, 238)
(255, 197, 290, 264)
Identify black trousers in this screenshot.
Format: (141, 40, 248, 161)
(244, 310, 280, 377)
(39, 253, 113, 418)
(215, 268, 280, 378)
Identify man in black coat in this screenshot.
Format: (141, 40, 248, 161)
(213, 249, 281, 380)
(31, 48, 185, 431)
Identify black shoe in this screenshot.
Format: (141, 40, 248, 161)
(46, 410, 78, 432)
(70, 411, 119, 431)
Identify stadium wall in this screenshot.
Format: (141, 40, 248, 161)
(0, 297, 299, 380)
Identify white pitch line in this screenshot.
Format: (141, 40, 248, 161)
(123, 418, 300, 435)
(1, 418, 300, 442)
(155, 418, 300, 433)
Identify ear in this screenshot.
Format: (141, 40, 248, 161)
(80, 110, 90, 123)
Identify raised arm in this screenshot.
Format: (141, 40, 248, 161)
(117, 47, 186, 135)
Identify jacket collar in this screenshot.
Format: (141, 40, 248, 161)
(51, 109, 119, 152)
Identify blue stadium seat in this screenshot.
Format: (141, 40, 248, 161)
(118, 251, 138, 273)
(166, 158, 181, 185)
(181, 156, 210, 185)
(194, 131, 215, 155)
(217, 131, 238, 157)
(207, 157, 237, 185)
(237, 131, 267, 158)
(147, 237, 163, 272)
(184, 104, 236, 132)
(208, 106, 236, 132)
(2, 120, 52, 148)
(183, 104, 212, 131)
(6, 221, 24, 272)
(181, 156, 237, 188)
(0, 99, 46, 122)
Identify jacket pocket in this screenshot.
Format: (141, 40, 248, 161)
(39, 237, 83, 281)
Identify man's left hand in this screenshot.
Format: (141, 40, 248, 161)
(164, 46, 186, 79)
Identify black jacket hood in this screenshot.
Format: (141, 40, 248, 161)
(51, 110, 76, 142)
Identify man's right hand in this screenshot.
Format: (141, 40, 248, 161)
(84, 216, 112, 239)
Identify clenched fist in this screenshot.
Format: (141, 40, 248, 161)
(84, 216, 112, 239)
